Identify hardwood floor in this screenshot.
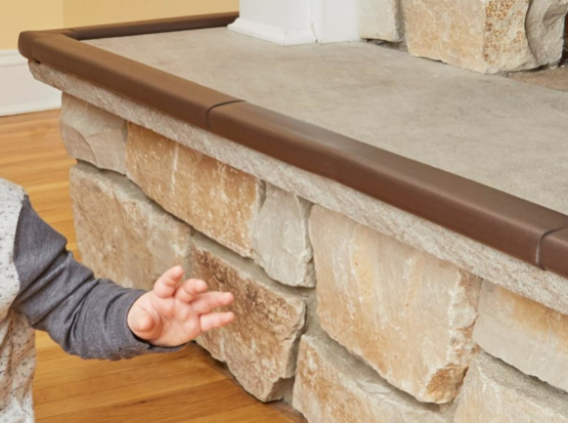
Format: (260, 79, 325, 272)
(0, 110, 305, 423)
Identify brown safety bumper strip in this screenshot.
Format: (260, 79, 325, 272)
(69, 12, 239, 41)
(541, 228, 568, 278)
(17, 13, 568, 279)
(19, 13, 241, 129)
(209, 102, 568, 269)
(18, 12, 238, 55)
(19, 28, 78, 60)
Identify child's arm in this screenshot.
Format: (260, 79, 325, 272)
(12, 197, 234, 359)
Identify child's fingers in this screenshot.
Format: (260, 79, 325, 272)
(189, 292, 234, 314)
(175, 278, 208, 303)
(200, 311, 235, 332)
(153, 266, 184, 298)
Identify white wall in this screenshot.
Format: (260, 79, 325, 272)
(0, 51, 61, 116)
(0, 0, 239, 116)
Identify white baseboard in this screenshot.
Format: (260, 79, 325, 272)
(0, 50, 61, 117)
(229, 18, 316, 46)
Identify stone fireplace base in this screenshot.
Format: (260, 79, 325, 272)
(55, 92, 568, 421)
(22, 15, 568, 422)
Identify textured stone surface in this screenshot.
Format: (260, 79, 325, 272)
(309, 206, 481, 403)
(474, 281, 568, 393)
(69, 162, 192, 290)
(126, 123, 263, 258)
(293, 335, 450, 423)
(30, 62, 568, 317)
(60, 94, 127, 174)
(358, 0, 403, 42)
(454, 352, 568, 422)
(191, 235, 306, 401)
(403, 0, 568, 73)
(253, 184, 314, 287)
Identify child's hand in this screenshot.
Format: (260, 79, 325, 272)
(127, 266, 235, 347)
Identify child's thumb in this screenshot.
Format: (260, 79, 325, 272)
(128, 306, 157, 336)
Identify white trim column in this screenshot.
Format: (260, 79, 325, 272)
(229, 0, 316, 46)
(230, 0, 359, 45)
(312, 0, 359, 44)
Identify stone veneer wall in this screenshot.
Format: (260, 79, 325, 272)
(62, 93, 568, 421)
(359, 0, 568, 74)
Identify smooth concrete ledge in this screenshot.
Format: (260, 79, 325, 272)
(29, 61, 568, 316)
(83, 28, 568, 218)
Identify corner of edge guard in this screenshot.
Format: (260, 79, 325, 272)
(18, 28, 77, 60)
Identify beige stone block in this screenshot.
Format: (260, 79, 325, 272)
(60, 94, 127, 174)
(253, 184, 314, 287)
(126, 123, 263, 257)
(454, 352, 568, 422)
(191, 235, 306, 401)
(359, 0, 403, 42)
(474, 281, 568, 393)
(402, 0, 568, 73)
(309, 206, 481, 403)
(294, 335, 451, 423)
(70, 162, 192, 290)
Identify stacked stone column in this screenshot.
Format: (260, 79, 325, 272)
(359, 0, 568, 74)
(62, 93, 568, 421)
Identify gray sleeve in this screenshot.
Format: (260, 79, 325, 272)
(12, 196, 181, 360)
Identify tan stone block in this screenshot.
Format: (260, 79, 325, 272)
(309, 206, 481, 403)
(60, 94, 127, 174)
(402, 0, 568, 73)
(474, 281, 568, 393)
(191, 235, 306, 401)
(294, 335, 451, 423)
(454, 352, 568, 422)
(359, 0, 403, 42)
(70, 162, 192, 290)
(253, 184, 315, 287)
(126, 123, 262, 258)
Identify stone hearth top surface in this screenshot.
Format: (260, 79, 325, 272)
(87, 28, 568, 215)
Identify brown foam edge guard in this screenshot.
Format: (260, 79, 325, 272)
(541, 228, 568, 278)
(18, 13, 568, 278)
(19, 13, 241, 128)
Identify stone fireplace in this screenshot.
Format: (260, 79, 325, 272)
(56, 89, 568, 420)
(21, 5, 568, 422)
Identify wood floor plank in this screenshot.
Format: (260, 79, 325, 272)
(35, 359, 226, 418)
(0, 110, 305, 423)
(38, 380, 256, 423)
